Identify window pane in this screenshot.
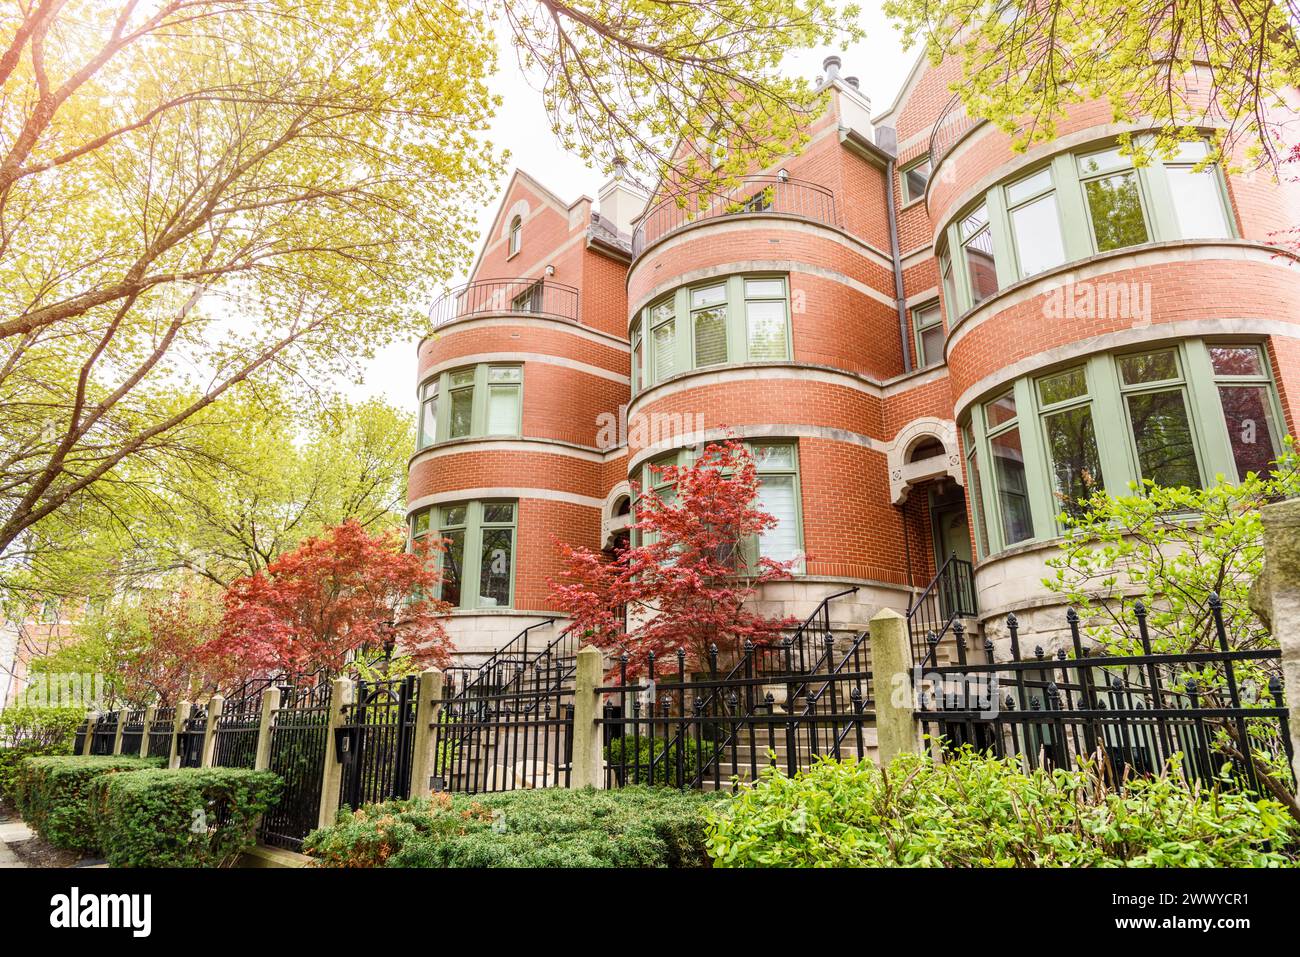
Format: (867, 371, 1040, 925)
(420, 396, 437, 446)
(449, 369, 474, 387)
(960, 205, 989, 240)
(756, 475, 799, 563)
(632, 339, 643, 392)
(1006, 168, 1052, 206)
(440, 528, 465, 607)
(1218, 385, 1280, 480)
(989, 427, 1034, 544)
(650, 301, 674, 325)
(1037, 367, 1087, 405)
(479, 528, 513, 607)
(920, 324, 944, 367)
(963, 226, 998, 304)
(1010, 193, 1066, 276)
(745, 278, 784, 298)
(985, 392, 1017, 429)
(753, 444, 795, 469)
(1084, 172, 1149, 251)
(488, 366, 521, 383)
(449, 387, 473, 438)
(1166, 166, 1230, 239)
(914, 303, 941, 329)
(1170, 140, 1209, 162)
(482, 502, 515, 523)
(1125, 389, 1201, 488)
(653, 320, 675, 380)
(691, 284, 726, 309)
(1078, 148, 1129, 176)
(486, 385, 518, 434)
(694, 307, 727, 366)
(746, 299, 787, 360)
(1118, 350, 1178, 385)
(904, 161, 930, 201)
(441, 505, 467, 526)
(413, 510, 430, 537)
(1043, 405, 1104, 520)
(1210, 345, 1265, 377)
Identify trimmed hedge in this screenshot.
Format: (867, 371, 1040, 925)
(0, 706, 85, 749)
(14, 755, 162, 852)
(304, 787, 723, 868)
(705, 750, 1300, 867)
(91, 768, 282, 868)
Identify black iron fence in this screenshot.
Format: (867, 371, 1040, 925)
(148, 706, 176, 758)
(119, 709, 147, 756)
(89, 711, 118, 755)
(433, 632, 576, 794)
(632, 175, 839, 255)
(259, 682, 333, 850)
(596, 631, 875, 791)
(212, 689, 264, 770)
(337, 675, 419, 809)
(177, 706, 207, 768)
(428, 278, 579, 329)
(917, 597, 1294, 793)
(72, 720, 88, 755)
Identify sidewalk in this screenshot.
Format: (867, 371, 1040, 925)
(0, 819, 33, 868)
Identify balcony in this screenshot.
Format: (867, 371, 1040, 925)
(631, 175, 839, 256)
(928, 93, 985, 173)
(428, 278, 580, 329)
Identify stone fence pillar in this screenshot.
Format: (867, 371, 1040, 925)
(868, 607, 923, 766)
(254, 687, 280, 773)
(199, 695, 223, 768)
(317, 677, 354, 829)
(570, 647, 605, 789)
(408, 670, 443, 799)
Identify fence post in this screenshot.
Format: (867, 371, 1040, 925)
(1258, 499, 1300, 784)
(408, 670, 443, 799)
(570, 646, 605, 789)
(140, 704, 157, 758)
(170, 702, 191, 770)
(111, 711, 126, 756)
(317, 677, 354, 829)
(254, 687, 280, 773)
(869, 608, 923, 766)
(81, 711, 98, 756)
(200, 695, 223, 768)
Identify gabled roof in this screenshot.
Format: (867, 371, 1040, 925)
(465, 168, 594, 282)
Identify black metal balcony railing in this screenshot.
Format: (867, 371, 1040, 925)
(631, 175, 838, 256)
(428, 278, 580, 329)
(928, 92, 985, 173)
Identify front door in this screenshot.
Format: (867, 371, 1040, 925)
(929, 486, 973, 617)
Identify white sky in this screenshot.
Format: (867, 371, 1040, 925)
(350, 3, 920, 413)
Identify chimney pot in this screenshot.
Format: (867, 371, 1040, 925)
(822, 55, 841, 71)
(845, 76, 860, 89)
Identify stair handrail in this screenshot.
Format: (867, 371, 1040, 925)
(906, 552, 976, 668)
(445, 618, 558, 701)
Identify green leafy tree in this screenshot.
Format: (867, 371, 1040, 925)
(0, 0, 861, 566)
(883, 0, 1300, 166)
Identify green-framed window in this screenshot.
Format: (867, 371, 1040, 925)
(633, 441, 804, 569)
(416, 363, 522, 448)
(410, 500, 517, 609)
(912, 301, 944, 368)
(963, 338, 1286, 558)
(1004, 166, 1066, 278)
(938, 135, 1236, 318)
(901, 157, 931, 204)
(633, 274, 791, 392)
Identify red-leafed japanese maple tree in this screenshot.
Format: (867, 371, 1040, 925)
(549, 440, 799, 674)
(205, 520, 452, 680)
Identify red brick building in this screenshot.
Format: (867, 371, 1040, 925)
(410, 54, 1300, 662)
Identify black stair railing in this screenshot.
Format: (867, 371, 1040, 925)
(907, 551, 977, 668)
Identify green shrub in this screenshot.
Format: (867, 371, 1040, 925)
(1, 743, 68, 801)
(0, 706, 86, 748)
(13, 755, 162, 852)
(304, 787, 722, 868)
(90, 767, 282, 868)
(705, 750, 1300, 867)
(603, 735, 717, 786)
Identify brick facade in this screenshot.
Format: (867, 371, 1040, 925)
(410, 58, 1300, 661)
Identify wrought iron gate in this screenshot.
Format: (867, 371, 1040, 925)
(259, 682, 332, 850)
(119, 709, 146, 756)
(338, 675, 418, 809)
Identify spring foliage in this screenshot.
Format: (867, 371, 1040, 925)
(548, 441, 799, 673)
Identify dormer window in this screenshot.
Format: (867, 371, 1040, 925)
(508, 215, 522, 256)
